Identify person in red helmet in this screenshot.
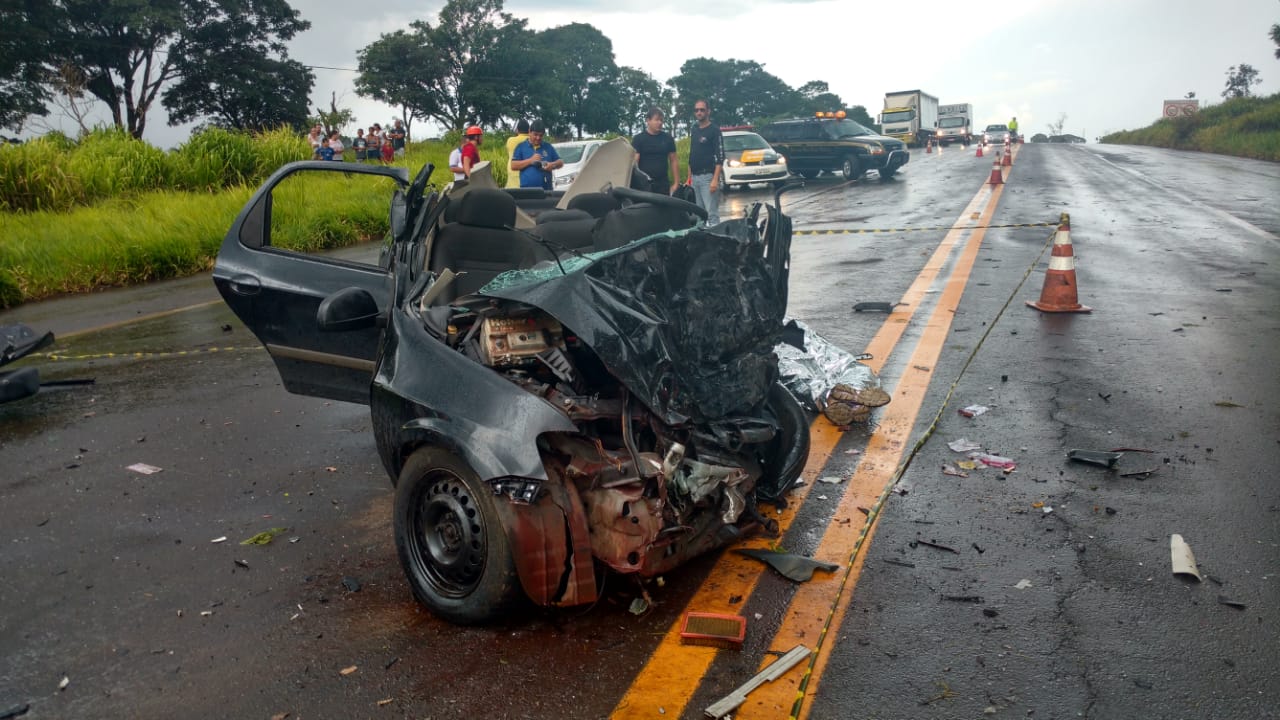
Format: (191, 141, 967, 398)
(461, 125, 484, 178)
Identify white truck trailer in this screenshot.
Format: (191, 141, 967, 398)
(936, 103, 974, 146)
(879, 90, 939, 147)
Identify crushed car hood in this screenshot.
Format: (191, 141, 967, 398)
(482, 222, 788, 425)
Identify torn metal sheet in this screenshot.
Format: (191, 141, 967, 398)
(705, 645, 811, 718)
(1170, 534, 1202, 581)
(736, 548, 839, 582)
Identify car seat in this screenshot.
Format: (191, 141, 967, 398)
(428, 189, 545, 303)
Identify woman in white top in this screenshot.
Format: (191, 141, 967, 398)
(328, 131, 345, 161)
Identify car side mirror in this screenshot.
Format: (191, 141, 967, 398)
(317, 287, 381, 332)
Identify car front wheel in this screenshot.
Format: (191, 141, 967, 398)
(393, 446, 522, 624)
(879, 166, 898, 180)
(841, 156, 862, 181)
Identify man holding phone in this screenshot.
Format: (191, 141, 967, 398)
(510, 121, 564, 190)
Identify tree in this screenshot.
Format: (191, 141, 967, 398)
(161, 0, 312, 131)
(355, 0, 528, 133)
(534, 24, 620, 138)
(47, 0, 310, 139)
(0, 0, 58, 131)
(1271, 15, 1279, 59)
(1048, 113, 1068, 136)
(796, 80, 844, 116)
(670, 58, 798, 128)
(1222, 64, 1261, 98)
(615, 66, 665, 136)
(844, 105, 876, 129)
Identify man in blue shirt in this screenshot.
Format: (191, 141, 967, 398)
(510, 121, 564, 190)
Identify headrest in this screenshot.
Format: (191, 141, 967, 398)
(567, 192, 621, 218)
(456, 188, 516, 229)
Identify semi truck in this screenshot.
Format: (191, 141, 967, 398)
(879, 90, 938, 147)
(936, 103, 973, 146)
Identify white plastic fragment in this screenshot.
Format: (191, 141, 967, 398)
(1170, 534, 1202, 581)
(948, 438, 982, 453)
(127, 462, 163, 475)
(58, 676, 70, 691)
(1014, 579, 1032, 589)
(818, 476, 843, 484)
(211, 536, 227, 543)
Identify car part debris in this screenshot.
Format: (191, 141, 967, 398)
(1170, 534, 1202, 581)
(968, 452, 1016, 470)
(911, 539, 959, 554)
(852, 302, 901, 313)
(736, 549, 839, 582)
(958, 404, 989, 418)
(822, 383, 891, 425)
(1217, 595, 1247, 610)
(942, 465, 968, 478)
(0, 703, 30, 719)
(1014, 579, 1033, 589)
(1067, 449, 1123, 468)
(679, 612, 746, 649)
(704, 644, 811, 718)
(126, 463, 163, 475)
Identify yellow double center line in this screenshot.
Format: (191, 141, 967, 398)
(612, 147, 1014, 719)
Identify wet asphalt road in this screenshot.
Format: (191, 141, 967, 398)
(1, 144, 1277, 719)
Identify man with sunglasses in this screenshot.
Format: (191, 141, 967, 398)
(686, 99, 724, 225)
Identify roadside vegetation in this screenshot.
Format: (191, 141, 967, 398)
(1100, 92, 1280, 162)
(0, 126, 693, 309)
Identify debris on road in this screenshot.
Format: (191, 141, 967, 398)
(958, 405, 989, 418)
(210, 536, 227, 543)
(1067, 449, 1124, 468)
(342, 576, 362, 593)
(1120, 467, 1159, 478)
(679, 612, 747, 649)
(968, 452, 1016, 470)
(942, 595, 983, 603)
(377, 699, 394, 707)
(1014, 579, 1033, 589)
(883, 559, 916, 568)
(911, 539, 959, 554)
(0, 703, 30, 719)
(736, 549, 840, 582)
(1170, 534, 1202, 581)
(704, 644, 811, 718)
(852, 302, 898, 313)
(818, 476, 843, 484)
(58, 676, 69, 691)
(1217, 596, 1247, 610)
(126, 462, 163, 475)
(233, 559, 250, 569)
(947, 438, 982, 453)
(339, 665, 358, 676)
(942, 465, 969, 478)
(240, 528, 288, 546)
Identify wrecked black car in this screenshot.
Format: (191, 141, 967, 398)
(214, 140, 809, 623)
(1, 323, 54, 403)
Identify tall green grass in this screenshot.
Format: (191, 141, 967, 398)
(0, 127, 665, 308)
(1101, 93, 1280, 161)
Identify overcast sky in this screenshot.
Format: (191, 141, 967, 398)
(30, 0, 1280, 147)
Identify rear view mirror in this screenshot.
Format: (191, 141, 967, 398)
(317, 287, 380, 332)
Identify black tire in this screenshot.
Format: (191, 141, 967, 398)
(393, 446, 522, 624)
(879, 166, 898, 180)
(798, 169, 817, 179)
(841, 156, 862, 181)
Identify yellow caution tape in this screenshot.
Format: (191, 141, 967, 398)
(32, 346, 262, 361)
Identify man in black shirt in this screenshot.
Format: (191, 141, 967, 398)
(686, 98, 724, 225)
(632, 107, 678, 195)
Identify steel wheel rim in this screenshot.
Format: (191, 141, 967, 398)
(409, 472, 487, 599)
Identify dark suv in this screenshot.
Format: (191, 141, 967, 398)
(758, 116, 909, 181)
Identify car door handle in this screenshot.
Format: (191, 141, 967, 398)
(227, 274, 261, 296)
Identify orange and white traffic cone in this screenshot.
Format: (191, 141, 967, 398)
(988, 156, 1003, 185)
(1027, 214, 1091, 313)
(926, 138, 933, 153)
(1002, 140, 1013, 166)
(975, 143, 984, 158)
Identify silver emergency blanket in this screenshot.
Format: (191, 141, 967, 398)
(775, 318, 881, 412)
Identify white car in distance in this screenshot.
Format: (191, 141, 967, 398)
(721, 130, 789, 191)
(552, 139, 607, 189)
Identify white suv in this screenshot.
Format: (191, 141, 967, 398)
(721, 130, 789, 190)
(552, 139, 607, 189)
